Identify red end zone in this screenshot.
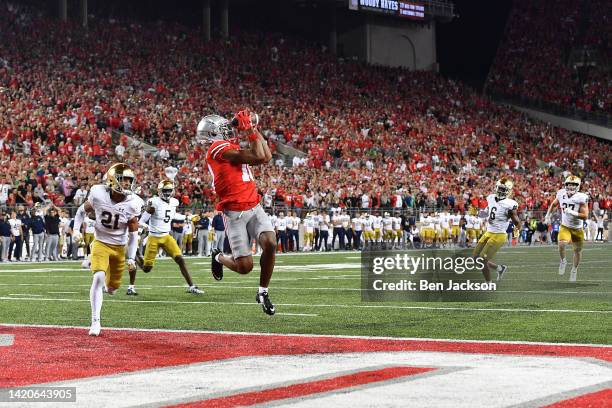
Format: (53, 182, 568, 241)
(0, 325, 610, 407)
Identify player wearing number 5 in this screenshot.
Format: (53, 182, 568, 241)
(198, 109, 278, 315)
(544, 175, 588, 282)
(73, 163, 144, 336)
(132, 179, 203, 295)
(473, 178, 521, 283)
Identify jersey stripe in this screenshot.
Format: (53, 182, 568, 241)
(210, 142, 230, 160)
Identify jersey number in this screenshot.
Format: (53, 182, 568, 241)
(562, 203, 576, 211)
(241, 164, 254, 182)
(100, 211, 120, 230)
(489, 207, 497, 222)
(163, 209, 171, 223)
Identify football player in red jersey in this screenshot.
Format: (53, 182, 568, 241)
(197, 109, 277, 315)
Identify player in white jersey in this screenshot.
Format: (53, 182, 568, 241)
(472, 216, 482, 240)
(544, 175, 589, 282)
(352, 214, 364, 250)
(382, 212, 393, 248)
(133, 179, 203, 295)
(72, 163, 144, 336)
(450, 212, 461, 244)
(79, 213, 97, 269)
(392, 215, 402, 248)
(303, 213, 315, 251)
(362, 214, 374, 249)
(372, 215, 382, 244)
(440, 212, 451, 247)
(473, 178, 521, 283)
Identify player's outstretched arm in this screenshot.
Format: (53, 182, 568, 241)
(544, 197, 558, 223)
(73, 202, 92, 240)
(126, 216, 139, 273)
(222, 128, 271, 166)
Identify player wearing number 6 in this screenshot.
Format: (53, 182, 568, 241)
(72, 163, 144, 336)
(473, 178, 521, 283)
(198, 109, 277, 315)
(131, 179, 203, 295)
(544, 175, 588, 282)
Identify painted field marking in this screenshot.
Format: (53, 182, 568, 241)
(0, 325, 610, 407)
(1, 282, 612, 296)
(1, 296, 610, 314)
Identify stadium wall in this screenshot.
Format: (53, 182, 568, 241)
(511, 106, 612, 142)
(338, 17, 437, 70)
(367, 21, 437, 70)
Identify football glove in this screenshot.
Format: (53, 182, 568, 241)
(233, 109, 253, 131)
(72, 231, 83, 243)
(127, 258, 137, 272)
(544, 214, 551, 224)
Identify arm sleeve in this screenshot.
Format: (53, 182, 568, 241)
(73, 204, 86, 234)
(139, 211, 152, 227)
(127, 231, 139, 260)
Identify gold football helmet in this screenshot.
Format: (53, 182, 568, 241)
(157, 179, 175, 201)
(104, 163, 136, 195)
(495, 178, 513, 200)
(564, 175, 581, 195)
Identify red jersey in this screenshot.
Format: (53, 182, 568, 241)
(205, 140, 260, 211)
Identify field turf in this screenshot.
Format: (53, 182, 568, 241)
(0, 244, 610, 344)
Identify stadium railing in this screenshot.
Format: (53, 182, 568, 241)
(488, 92, 611, 128)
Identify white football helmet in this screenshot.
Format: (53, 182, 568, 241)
(196, 114, 234, 144)
(158, 179, 175, 202)
(495, 178, 513, 200)
(564, 175, 581, 195)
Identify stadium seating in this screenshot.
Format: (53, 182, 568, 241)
(487, 0, 611, 114)
(0, 1, 609, 213)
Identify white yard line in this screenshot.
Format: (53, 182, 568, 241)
(0, 296, 610, 314)
(1, 282, 611, 295)
(2, 322, 611, 347)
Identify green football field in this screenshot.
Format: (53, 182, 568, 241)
(0, 244, 610, 344)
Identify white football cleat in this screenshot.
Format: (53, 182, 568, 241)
(569, 268, 577, 283)
(558, 259, 567, 275)
(88, 320, 101, 336)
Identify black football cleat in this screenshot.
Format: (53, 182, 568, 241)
(126, 287, 138, 296)
(496, 265, 508, 281)
(211, 249, 223, 281)
(256, 291, 275, 316)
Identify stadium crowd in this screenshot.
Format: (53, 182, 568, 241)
(0, 1, 610, 218)
(487, 0, 611, 114)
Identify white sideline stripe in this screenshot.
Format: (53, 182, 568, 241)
(1, 259, 609, 273)
(47, 291, 78, 294)
(1, 296, 610, 314)
(2, 322, 612, 347)
(0, 243, 607, 268)
(7, 294, 42, 297)
(1, 282, 612, 296)
(275, 312, 318, 317)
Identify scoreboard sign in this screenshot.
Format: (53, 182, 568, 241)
(349, 0, 426, 20)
